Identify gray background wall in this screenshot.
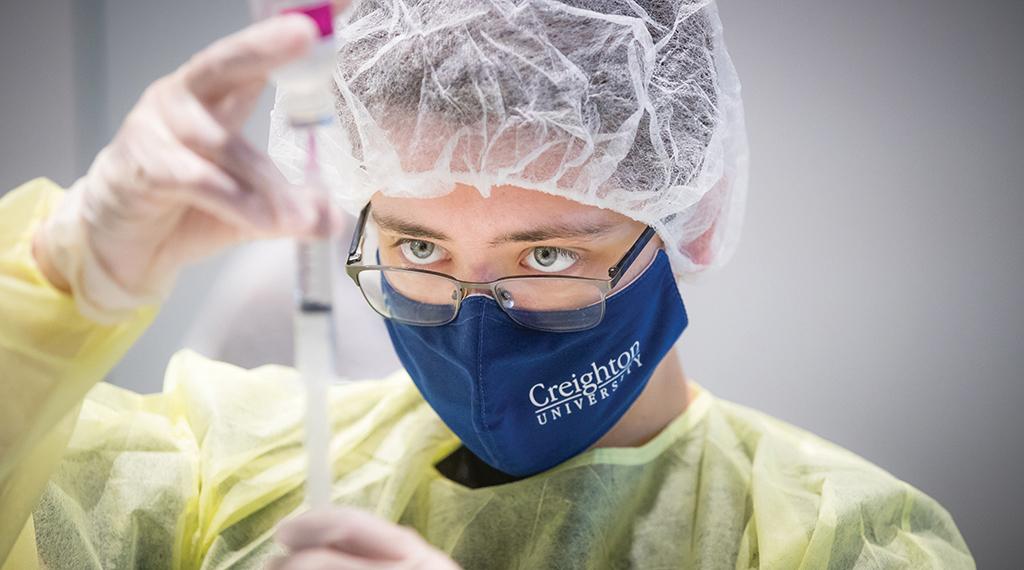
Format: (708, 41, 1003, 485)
(1, 0, 1020, 566)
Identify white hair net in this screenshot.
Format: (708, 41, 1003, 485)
(269, 0, 748, 276)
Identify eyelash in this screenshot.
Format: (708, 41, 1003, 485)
(533, 247, 579, 263)
(394, 238, 434, 250)
(390, 239, 582, 272)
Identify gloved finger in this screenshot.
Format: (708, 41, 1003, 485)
(120, 140, 283, 235)
(182, 180, 328, 242)
(210, 78, 268, 133)
(155, 85, 230, 159)
(97, 129, 238, 208)
(141, 86, 315, 236)
(164, 156, 287, 236)
(177, 177, 276, 234)
(182, 14, 318, 103)
(265, 548, 391, 570)
(276, 507, 423, 560)
(218, 136, 318, 233)
(99, 118, 310, 239)
(158, 80, 268, 161)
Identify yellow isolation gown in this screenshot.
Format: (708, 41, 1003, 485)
(0, 179, 974, 569)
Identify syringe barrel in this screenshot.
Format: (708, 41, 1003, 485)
(296, 239, 334, 313)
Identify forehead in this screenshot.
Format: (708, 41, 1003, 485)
(370, 184, 634, 238)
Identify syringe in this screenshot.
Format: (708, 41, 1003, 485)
(293, 130, 335, 509)
(251, 0, 339, 510)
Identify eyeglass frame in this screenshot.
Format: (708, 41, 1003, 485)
(344, 202, 657, 329)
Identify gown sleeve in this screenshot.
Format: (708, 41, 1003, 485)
(0, 179, 157, 569)
(0, 179, 402, 569)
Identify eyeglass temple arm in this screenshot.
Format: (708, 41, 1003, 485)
(607, 226, 657, 287)
(347, 203, 372, 264)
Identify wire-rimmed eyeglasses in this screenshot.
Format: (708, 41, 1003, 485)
(345, 204, 656, 332)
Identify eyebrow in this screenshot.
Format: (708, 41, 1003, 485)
(488, 221, 619, 246)
(372, 213, 452, 241)
(372, 212, 620, 245)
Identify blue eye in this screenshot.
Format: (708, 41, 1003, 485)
(526, 247, 579, 273)
(399, 240, 445, 265)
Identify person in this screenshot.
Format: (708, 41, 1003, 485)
(0, 2, 974, 569)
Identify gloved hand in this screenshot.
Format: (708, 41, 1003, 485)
(33, 14, 341, 323)
(268, 508, 461, 570)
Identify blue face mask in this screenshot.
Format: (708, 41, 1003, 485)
(384, 250, 688, 477)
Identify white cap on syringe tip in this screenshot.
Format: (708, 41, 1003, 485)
(277, 33, 336, 127)
(280, 82, 335, 128)
(269, 2, 337, 127)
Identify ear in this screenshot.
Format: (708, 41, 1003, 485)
(683, 220, 717, 267)
(679, 176, 729, 267)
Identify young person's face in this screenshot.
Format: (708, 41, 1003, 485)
(370, 183, 662, 290)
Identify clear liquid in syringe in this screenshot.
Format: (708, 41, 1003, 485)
(294, 126, 335, 510)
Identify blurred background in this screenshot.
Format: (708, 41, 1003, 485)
(1, 0, 1021, 566)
